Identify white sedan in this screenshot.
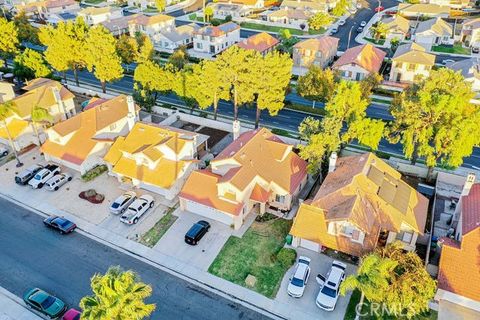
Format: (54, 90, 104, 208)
(287, 256, 311, 298)
(120, 194, 155, 225)
(316, 260, 347, 311)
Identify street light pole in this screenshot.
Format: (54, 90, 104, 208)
(347, 23, 356, 50)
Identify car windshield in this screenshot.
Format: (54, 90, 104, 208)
(40, 296, 55, 309)
(321, 285, 337, 298)
(34, 174, 42, 180)
(111, 202, 121, 209)
(59, 220, 71, 227)
(291, 277, 304, 287)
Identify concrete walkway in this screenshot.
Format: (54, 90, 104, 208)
(0, 287, 43, 320)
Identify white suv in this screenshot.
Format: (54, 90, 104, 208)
(120, 194, 155, 225)
(315, 260, 347, 311)
(287, 256, 311, 298)
(28, 164, 61, 189)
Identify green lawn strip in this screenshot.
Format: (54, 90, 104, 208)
(84, 0, 104, 4)
(363, 37, 386, 45)
(370, 97, 391, 104)
(139, 206, 178, 247)
(432, 44, 470, 55)
(344, 289, 362, 320)
(240, 22, 306, 35)
(208, 216, 292, 298)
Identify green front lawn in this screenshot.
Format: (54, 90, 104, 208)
(84, 0, 105, 4)
(139, 206, 178, 247)
(208, 214, 293, 298)
(240, 22, 325, 36)
(432, 43, 470, 55)
(364, 37, 386, 45)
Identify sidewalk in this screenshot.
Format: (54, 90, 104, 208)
(0, 287, 43, 320)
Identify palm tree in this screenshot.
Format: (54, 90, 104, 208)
(30, 105, 53, 146)
(370, 22, 389, 42)
(80, 266, 156, 320)
(0, 101, 23, 167)
(339, 253, 397, 319)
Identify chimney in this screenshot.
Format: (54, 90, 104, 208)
(232, 120, 240, 141)
(328, 152, 337, 173)
(461, 173, 476, 196)
(52, 87, 67, 120)
(126, 95, 137, 131)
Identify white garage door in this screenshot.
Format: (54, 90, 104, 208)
(300, 238, 320, 252)
(182, 199, 234, 226)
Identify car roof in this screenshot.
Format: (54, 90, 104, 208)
(30, 290, 49, 303)
(326, 266, 344, 287)
(294, 262, 309, 278)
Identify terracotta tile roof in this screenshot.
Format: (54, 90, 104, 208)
(237, 32, 279, 53)
(290, 153, 429, 256)
(217, 0, 260, 6)
(293, 36, 339, 53)
(268, 8, 311, 20)
(104, 122, 197, 189)
(392, 42, 435, 66)
(461, 183, 480, 235)
(437, 229, 480, 301)
(194, 22, 240, 37)
(44, 0, 77, 9)
(250, 183, 271, 202)
(41, 95, 137, 166)
(332, 44, 386, 73)
(128, 13, 174, 26)
(12, 78, 74, 118)
(79, 6, 113, 16)
(0, 118, 29, 140)
(463, 17, 480, 29)
(280, 0, 327, 11)
(398, 3, 450, 15)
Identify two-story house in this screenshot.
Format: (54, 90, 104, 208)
(290, 152, 429, 256)
(436, 175, 480, 315)
(446, 58, 480, 93)
(77, 6, 123, 25)
(102, 14, 141, 36)
(397, 3, 450, 18)
(383, 15, 410, 44)
(390, 42, 435, 83)
(41, 95, 139, 174)
(207, 3, 252, 20)
(237, 32, 279, 56)
(332, 43, 386, 81)
(104, 122, 208, 200)
(216, 0, 264, 9)
(413, 17, 453, 50)
(14, 0, 80, 19)
(179, 128, 308, 230)
(460, 17, 480, 49)
(193, 22, 241, 55)
(293, 36, 339, 73)
(0, 78, 75, 151)
(267, 8, 311, 30)
(128, 13, 175, 38)
(280, 0, 328, 13)
(152, 24, 200, 53)
(421, 0, 470, 9)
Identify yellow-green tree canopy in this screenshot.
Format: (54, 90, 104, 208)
(0, 17, 19, 62)
(14, 11, 39, 44)
(332, 0, 349, 16)
(13, 48, 51, 80)
(370, 21, 389, 41)
(155, 0, 166, 12)
(204, 6, 214, 22)
(308, 12, 333, 30)
(136, 36, 154, 63)
(297, 66, 337, 103)
(167, 45, 190, 70)
(116, 35, 139, 64)
(389, 68, 480, 170)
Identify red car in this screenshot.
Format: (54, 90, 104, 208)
(375, 6, 384, 12)
(62, 308, 81, 320)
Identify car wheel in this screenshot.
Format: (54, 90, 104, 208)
(60, 230, 64, 234)
(121, 207, 126, 214)
(149, 201, 154, 208)
(68, 177, 72, 181)
(54, 186, 59, 191)
(133, 218, 139, 224)
(2, 151, 7, 156)
(38, 183, 43, 189)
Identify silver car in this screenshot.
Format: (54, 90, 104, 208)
(120, 194, 155, 225)
(287, 256, 311, 298)
(110, 191, 137, 215)
(45, 173, 72, 191)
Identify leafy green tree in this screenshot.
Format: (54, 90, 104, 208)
(80, 266, 155, 320)
(216, 46, 258, 120)
(278, 30, 299, 54)
(0, 17, 19, 65)
(332, 0, 349, 17)
(134, 60, 175, 110)
(188, 60, 229, 120)
(39, 23, 70, 81)
(253, 51, 293, 128)
(388, 68, 480, 178)
(298, 116, 321, 142)
(308, 12, 333, 31)
(370, 21, 389, 41)
(204, 6, 214, 22)
(14, 11, 39, 44)
(359, 72, 382, 99)
(116, 35, 139, 64)
(167, 45, 190, 70)
(296, 66, 337, 106)
(155, 0, 166, 11)
(13, 48, 51, 81)
(136, 36, 154, 63)
(30, 106, 53, 146)
(85, 25, 123, 93)
(0, 101, 22, 166)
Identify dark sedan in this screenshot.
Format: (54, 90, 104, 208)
(185, 220, 210, 245)
(43, 216, 77, 234)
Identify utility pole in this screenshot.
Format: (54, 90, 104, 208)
(347, 23, 356, 50)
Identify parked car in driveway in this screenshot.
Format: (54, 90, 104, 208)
(43, 216, 77, 234)
(28, 164, 60, 189)
(45, 173, 72, 191)
(120, 194, 154, 225)
(185, 220, 210, 245)
(23, 287, 67, 318)
(15, 164, 44, 185)
(287, 256, 311, 298)
(0, 144, 8, 158)
(110, 191, 137, 215)
(62, 308, 81, 320)
(315, 260, 347, 311)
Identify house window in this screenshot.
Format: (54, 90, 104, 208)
(196, 43, 203, 49)
(402, 231, 413, 243)
(109, 123, 116, 131)
(275, 194, 285, 203)
(407, 63, 416, 71)
(305, 49, 311, 56)
(340, 224, 355, 237)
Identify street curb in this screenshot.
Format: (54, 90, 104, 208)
(0, 192, 286, 320)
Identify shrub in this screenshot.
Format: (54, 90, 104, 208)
(277, 247, 297, 268)
(189, 13, 197, 21)
(81, 164, 107, 182)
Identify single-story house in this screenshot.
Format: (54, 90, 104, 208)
(397, 3, 450, 18)
(383, 15, 410, 43)
(413, 17, 453, 50)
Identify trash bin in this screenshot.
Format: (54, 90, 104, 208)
(285, 234, 292, 245)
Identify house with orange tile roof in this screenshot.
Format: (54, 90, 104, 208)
(332, 44, 386, 81)
(104, 122, 208, 200)
(41, 95, 138, 174)
(179, 128, 308, 229)
(237, 32, 279, 55)
(289, 152, 429, 256)
(267, 8, 312, 30)
(128, 13, 175, 39)
(436, 175, 480, 315)
(0, 78, 75, 152)
(293, 36, 339, 73)
(193, 22, 241, 55)
(206, 3, 252, 20)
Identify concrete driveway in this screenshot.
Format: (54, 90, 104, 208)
(276, 247, 357, 320)
(153, 209, 233, 271)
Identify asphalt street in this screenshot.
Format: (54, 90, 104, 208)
(0, 198, 272, 320)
